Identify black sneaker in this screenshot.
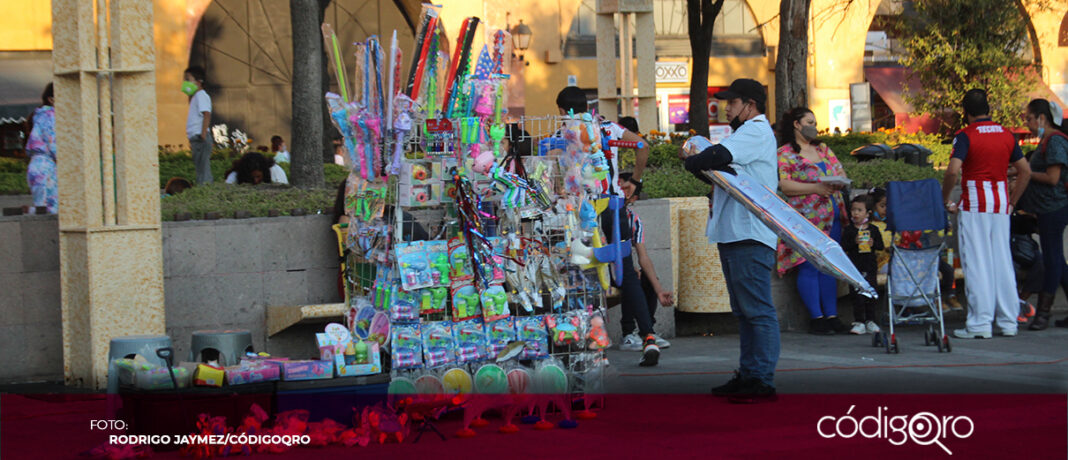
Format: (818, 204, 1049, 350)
(711, 371, 746, 397)
(727, 379, 778, 404)
(826, 317, 850, 334)
(809, 317, 834, 335)
(639, 335, 659, 367)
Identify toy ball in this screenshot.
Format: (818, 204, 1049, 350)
(415, 374, 445, 397)
(442, 368, 473, 394)
(473, 152, 496, 175)
(388, 377, 417, 395)
(474, 364, 508, 394)
(534, 364, 568, 394)
(507, 368, 532, 395)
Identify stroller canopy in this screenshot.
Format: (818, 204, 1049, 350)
(885, 179, 947, 233)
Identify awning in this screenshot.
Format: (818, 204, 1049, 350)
(864, 66, 1067, 115)
(0, 51, 52, 120)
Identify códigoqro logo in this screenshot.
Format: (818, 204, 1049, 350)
(817, 405, 974, 455)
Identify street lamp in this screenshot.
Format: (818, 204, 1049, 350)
(510, 19, 532, 62)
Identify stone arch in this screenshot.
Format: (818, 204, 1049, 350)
(183, 0, 418, 146)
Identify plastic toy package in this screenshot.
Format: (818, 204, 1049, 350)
(485, 317, 516, 359)
(390, 324, 424, 370)
(452, 318, 486, 364)
(479, 284, 510, 322)
(515, 315, 549, 359)
(420, 322, 455, 368)
(447, 237, 474, 283)
(395, 241, 433, 291)
(546, 311, 587, 347)
(389, 285, 420, 323)
(418, 286, 449, 316)
(424, 240, 451, 287)
(450, 281, 482, 322)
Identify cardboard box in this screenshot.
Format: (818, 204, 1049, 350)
(225, 363, 281, 385)
(282, 360, 334, 381)
(193, 363, 225, 387)
(334, 341, 382, 377)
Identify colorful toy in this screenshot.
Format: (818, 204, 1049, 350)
(473, 364, 508, 394)
(485, 317, 517, 359)
(391, 324, 424, 370)
(587, 313, 610, 350)
(590, 195, 632, 286)
(545, 313, 583, 346)
(442, 368, 473, 394)
(480, 285, 510, 322)
(516, 316, 549, 359)
(421, 322, 455, 368)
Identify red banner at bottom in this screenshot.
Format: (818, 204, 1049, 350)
(2, 393, 1064, 459)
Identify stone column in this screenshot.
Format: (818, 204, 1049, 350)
(53, 0, 165, 389)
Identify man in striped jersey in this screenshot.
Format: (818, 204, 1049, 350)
(942, 89, 1032, 339)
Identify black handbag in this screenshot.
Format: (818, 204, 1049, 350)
(1011, 233, 1039, 268)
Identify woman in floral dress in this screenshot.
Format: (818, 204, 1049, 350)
(26, 83, 57, 214)
(776, 107, 849, 335)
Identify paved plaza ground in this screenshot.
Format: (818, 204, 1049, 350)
(604, 312, 1068, 395)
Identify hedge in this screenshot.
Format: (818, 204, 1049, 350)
(161, 183, 336, 221)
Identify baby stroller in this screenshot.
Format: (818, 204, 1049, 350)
(872, 179, 952, 353)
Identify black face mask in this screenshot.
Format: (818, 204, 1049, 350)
(729, 115, 744, 131)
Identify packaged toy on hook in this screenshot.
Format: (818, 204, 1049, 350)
(395, 241, 433, 291)
(420, 322, 455, 368)
(479, 285, 510, 322)
(447, 237, 474, 282)
(546, 311, 586, 347)
(450, 281, 482, 322)
(418, 287, 448, 316)
(485, 317, 516, 359)
(391, 324, 424, 370)
(516, 315, 549, 359)
(425, 240, 451, 287)
(389, 285, 419, 323)
(452, 318, 486, 364)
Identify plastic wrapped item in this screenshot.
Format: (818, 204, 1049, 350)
(452, 318, 486, 364)
(391, 324, 424, 370)
(516, 315, 549, 359)
(421, 322, 455, 368)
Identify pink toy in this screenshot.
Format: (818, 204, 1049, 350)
(587, 315, 610, 350)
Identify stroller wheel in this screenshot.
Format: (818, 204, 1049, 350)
(872, 331, 882, 348)
(924, 328, 932, 346)
(890, 335, 900, 354)
(943, 336, 952, 353)
(935, 334, 944, 352)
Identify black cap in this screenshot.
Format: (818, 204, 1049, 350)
(714, 78, 766, 105)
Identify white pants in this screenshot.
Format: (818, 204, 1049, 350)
(958, 211, 1018, 333)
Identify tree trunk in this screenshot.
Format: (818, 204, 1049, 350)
(687, 0, 724, 137)
(775, 0, 811, 125)
(290, 0, 326, 188)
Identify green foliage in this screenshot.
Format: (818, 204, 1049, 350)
(841, 158, 944, 190)
(161, 183, 335, 221)
(643, 163, 712, 199)
(899, 0, 1039, 134)
(0, 172, 28, 195)
(0, 157, 27, 174)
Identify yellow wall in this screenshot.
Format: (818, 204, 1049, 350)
(0, 1, 52, 50)
(5, 0, 1066, 139)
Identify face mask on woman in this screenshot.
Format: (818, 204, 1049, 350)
(181, 81, 197, 96)
(800, 125, 819, 141)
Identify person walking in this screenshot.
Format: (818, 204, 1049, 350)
(184, 66, 213, 184)
(25, 83, 57, 214)
(683, 78, 779, 403)
(1016, 98, 1068, 330)
(942, 89, 1031, 339)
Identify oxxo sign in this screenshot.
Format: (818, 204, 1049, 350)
(656, 62, 689, 83)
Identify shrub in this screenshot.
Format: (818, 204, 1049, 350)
(0, 172, 28, 195)
(161, 183, 335, 221)
(643, 163, 712, 199)
(0, 157, 27, 174)
(842, 158, 944, 190)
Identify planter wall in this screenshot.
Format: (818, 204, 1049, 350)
(0, 214, 341, 384)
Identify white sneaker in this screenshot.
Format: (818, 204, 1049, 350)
(953, 328, 992, 339)
(652, 333, 671, 348)
(995, 328, 1017, 337)
(850, 322, 866, 335)
(865, 321, 881, 334)
(620, 333, 642, 351)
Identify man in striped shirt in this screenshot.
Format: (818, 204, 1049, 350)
(942, 89, 1032, 339)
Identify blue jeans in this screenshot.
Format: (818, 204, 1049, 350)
(798, 207, 842, 319)
(1037, 204, 1068, 294)
(718, 240, 780, 386)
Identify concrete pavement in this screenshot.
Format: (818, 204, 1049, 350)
(604, 313, 1068, 394)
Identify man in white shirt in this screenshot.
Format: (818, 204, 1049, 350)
(683, 78, 780, 403)
(184, 66, 213, 184)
